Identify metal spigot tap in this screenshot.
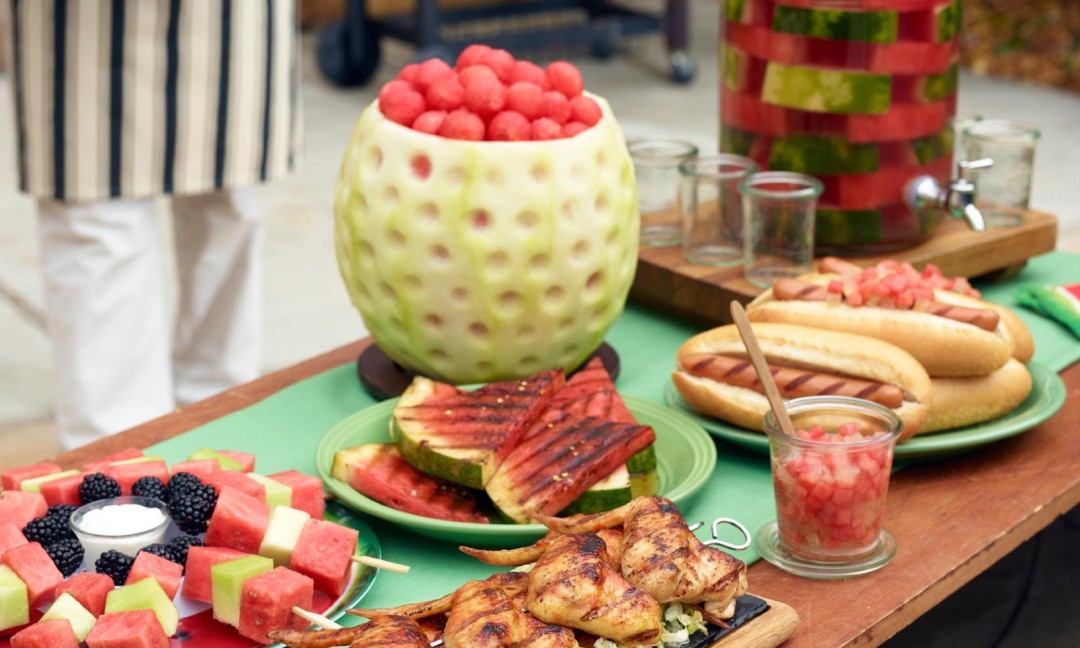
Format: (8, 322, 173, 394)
(905, 158, 994, 231)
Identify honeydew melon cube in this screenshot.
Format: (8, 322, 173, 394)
(105, 576, 179, 636)
(20, 469, 80, 493)
(0, 564, 29, 631)
(41, 592, 97, 642)
(258, 506, 311, 567)
(188, 448, 244, 472)
(247, 474, 292, 510)
(210, 555, 274, 628)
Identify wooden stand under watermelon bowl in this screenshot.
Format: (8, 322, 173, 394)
(630, 207, 1058, 326)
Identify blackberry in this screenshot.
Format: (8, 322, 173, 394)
(131, 476, 168, 502)
(80, 473, 122, 505)
(46, 504, 78, 523)
(168, 483, 218, 535)
(96, 550, 135, 586)
(44, 538, 84, 577)
(22, 514, 75, 545)
(166, 535, 203, 568)
(167, 472, 203, 498)
(138, 543, 181, 564)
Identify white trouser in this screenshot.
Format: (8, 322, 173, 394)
(37, 188, 263, 450)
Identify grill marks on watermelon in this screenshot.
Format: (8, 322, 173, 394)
(548, 357, 636, 424)
(331, 444, 488, 524)
(485, 410, 656, 523)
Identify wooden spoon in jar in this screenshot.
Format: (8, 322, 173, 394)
(729, 301, 797, 438)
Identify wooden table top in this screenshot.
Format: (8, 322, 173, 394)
(50, 338, 1080, 647)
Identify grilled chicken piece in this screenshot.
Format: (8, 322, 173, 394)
(461, 527, 625, 568)
(445, 572, 579, 648)
(533, 496, 748, 624)
(266, 614, 429, 647)
(527, 533, 662, 646)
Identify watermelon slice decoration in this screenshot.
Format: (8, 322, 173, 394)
(392, 370, 565, 489)
(330, 444, 489, 524)
(485, 409, 656, 523)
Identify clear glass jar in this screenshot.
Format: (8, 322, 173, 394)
(720, 0, 961, 254)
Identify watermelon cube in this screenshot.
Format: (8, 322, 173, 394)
(168, 459, 220, 479)
(247, 474, 291, 510)
(203, 470, 265, 500)
(38, 472, 88, 507)
(211, 555, 274, 628)
(1, 462, 62, 491)
(0, 564, 30, 631)
(181, 545, 247, 603)
(267, 470, 325, 519)
(101, 461, 170, 495)
(216, 450, 256, 473)
(0, 490, 47, 530)
(289, 520, 358, 597)
(0, 522, 28, 557)
(85, 610, 168, 648)
(238, 567, 314, 644)
(2, 542, 63, 608)
(56, 572, 115, 617)
(81, 448, 144, 474)
(126, 551, 183, 600)
(258, 506, 310, 567)
(187, 448, 246, 472)
(10, 619, 79, 648)
(40, 592, 97, 641)
(204, 488, 270, 554)
(105, 577, 178, 636)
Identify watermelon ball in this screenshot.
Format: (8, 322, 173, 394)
(456, 43, 493, 69)
(569, 95, 602, 127)
(510, 60, 551, 90)
(413, 58, 455, 93)
(378, 79, 413, 104)
(480, 48, 516, 82)
(438, 109, 486, 141)
(463, 76, 507, 120)
(546, 61, 583, 97)
(531, 117, 563, 141)
(562, 121, 590, 138)
(486, 111, 531, 141)
(396, 63, 420, 83)
(412, 110, 448, 135)
(458, 64, 498, 87)
(379, 87, 426, 127)
(505, 82, 545, 120)
(426, 76, 465, 111)
(542, 90, 571, 124)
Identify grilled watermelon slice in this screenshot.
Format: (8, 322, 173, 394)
(486, 409, 656, 523)
(331, 443, 489, 524)
(392, 370, 565, 489)
(549, 357, 636, 423)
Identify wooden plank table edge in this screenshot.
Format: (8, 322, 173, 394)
(713, 597, 800, 648)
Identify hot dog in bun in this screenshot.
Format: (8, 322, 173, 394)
(746, 264, 1031, 377)
(673, 322, 932, 441)
(923, 359, 1033, 433)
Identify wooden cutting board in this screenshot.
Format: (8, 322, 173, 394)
(712, 597, 800, 648)
(631, 208, 1058, 326)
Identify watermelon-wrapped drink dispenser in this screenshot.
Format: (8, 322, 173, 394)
(720, 0, 989, 254)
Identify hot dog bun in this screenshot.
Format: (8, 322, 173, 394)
(746, 273, 1013, 377)
(922, 359, 1033, 433)
(672, 323, 932, 441)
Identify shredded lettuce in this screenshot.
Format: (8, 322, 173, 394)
(592, 602, 708, 648)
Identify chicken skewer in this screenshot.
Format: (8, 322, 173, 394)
(532, 496, 748, 625)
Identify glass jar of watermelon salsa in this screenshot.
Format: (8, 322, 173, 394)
(720, 0, 961, 254)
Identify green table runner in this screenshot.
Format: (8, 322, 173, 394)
(146, 251, 1079, 610)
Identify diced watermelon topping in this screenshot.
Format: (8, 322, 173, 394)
(289, 520, 358, 597)
(825, 258, 980, 306)
(0, 491, 48, 537)
(204, 488, 270, 555)
(1, 463, 62, 491)
(55, 572, 114, 617)
(237, 567, 314, 644)
(10, 618, 80, 648)
(2, 542, 64, 608)
(126, 551, 184, 600)
(379, 55, 593, 140)
(332, 444, 489, 524)
(181, 546, 248, 603)
(773, 424, 894, 557)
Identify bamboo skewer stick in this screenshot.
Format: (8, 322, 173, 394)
(352, 554, 411, 574)
(730, 301, 797, 437)
(291, 607, 342, 629)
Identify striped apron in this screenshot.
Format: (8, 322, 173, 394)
(1, 0, 301, 202)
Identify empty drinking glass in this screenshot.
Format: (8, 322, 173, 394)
(740, 172, 823, 288)
(678, 154, 758, 266)
(629, 138, 699, 247)
(963, 119, 1040, 228)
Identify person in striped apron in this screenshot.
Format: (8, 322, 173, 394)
(1, 0, 301, 450)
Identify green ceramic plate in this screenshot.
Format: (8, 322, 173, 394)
(316, 395, 717, 547)
(664, 362, 1067, 462)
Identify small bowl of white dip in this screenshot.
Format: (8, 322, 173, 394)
(70, 496, 171, 569)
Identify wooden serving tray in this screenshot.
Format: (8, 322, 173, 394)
(712, 597, 800, 648)
(631, 208, 1058, 326)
